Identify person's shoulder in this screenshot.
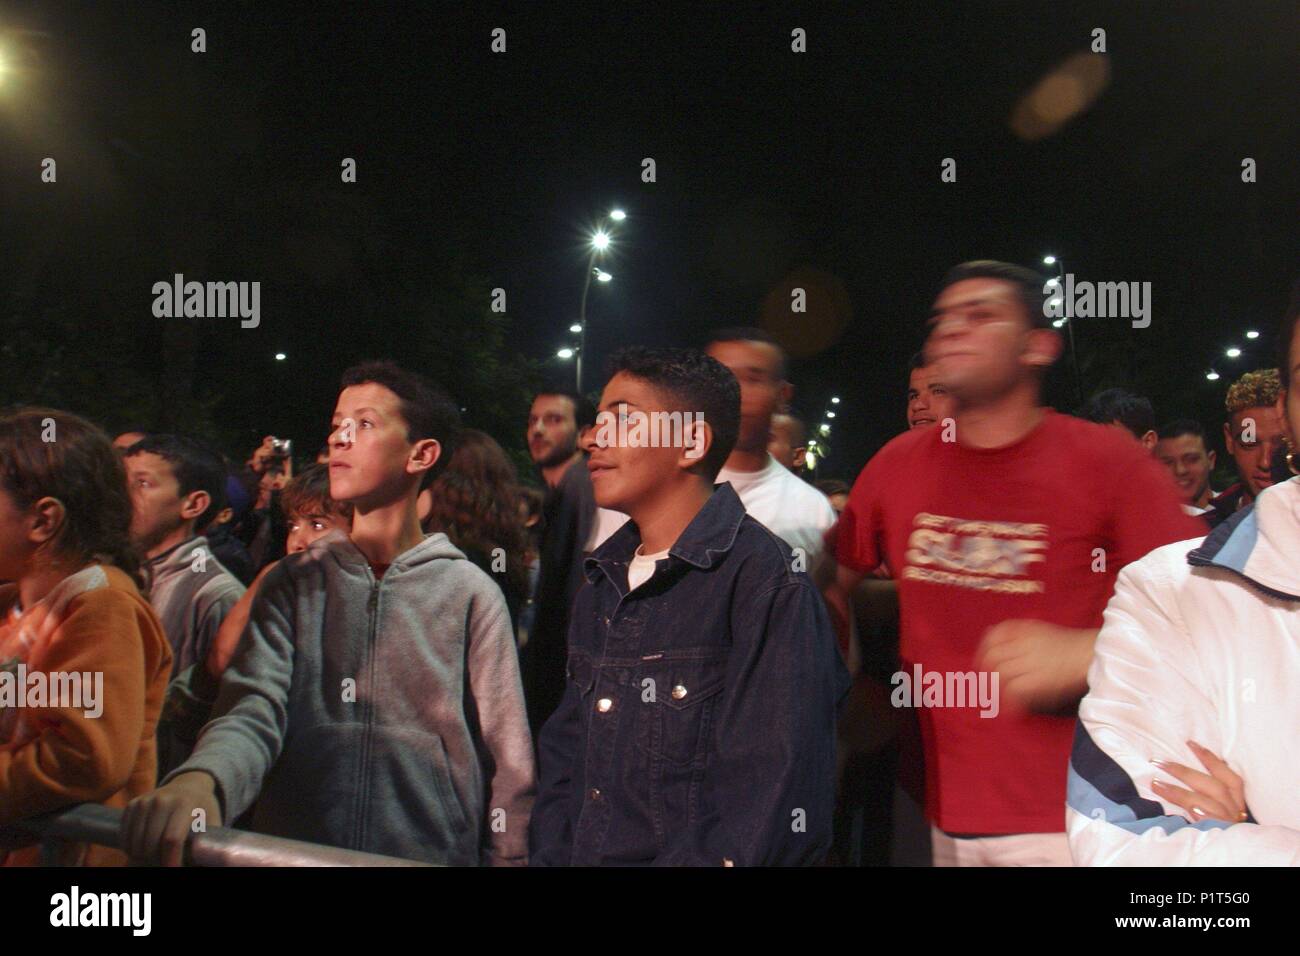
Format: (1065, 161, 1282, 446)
(1125, 534, 1205, 578)
(863, 425, 937, 475)
(64, 567, 166, 644)
(732, 514, 816, 590)
(1046, 411, 1142, 458)
(771, 463, 835, 514)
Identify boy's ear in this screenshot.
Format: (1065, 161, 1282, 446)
(179, 490, 211, 524)
(408, 438, 442, 478)
(28, 496, 67, 546)
(678, 418, 714, 470)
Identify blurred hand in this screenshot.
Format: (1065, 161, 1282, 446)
(975, 619, 1095, 714)
(121, 772, 222, 867)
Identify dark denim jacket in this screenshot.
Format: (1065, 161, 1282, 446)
(530, 482, 850, 866)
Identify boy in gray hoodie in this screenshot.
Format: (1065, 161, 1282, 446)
(123, 361, 535, 865)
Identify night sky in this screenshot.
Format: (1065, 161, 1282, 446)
(2, 1, 1296, 479)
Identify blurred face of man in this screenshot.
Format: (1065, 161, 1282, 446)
(706, 339, 789, 455)
(126, 451, 205, 554)
(906, 365, 956, 429)
(527, 395, 580, 468)
(583, 372, 705, 516)
(767, 413, 806, 470)
(925, 278, 1056, 406)
(328, 383, 437, 508)
(1223, 405, 1285, 501)
(286, 509, 351, 554)
(1155, 433, 1216, 507)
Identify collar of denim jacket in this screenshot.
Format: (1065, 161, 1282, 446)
(668, 481, 746, 569)
(583, 481, 746, 583)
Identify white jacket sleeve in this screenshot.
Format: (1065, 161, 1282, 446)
(1066, 552, 1300, 866)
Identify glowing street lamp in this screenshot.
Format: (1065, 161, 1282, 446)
(557, 348, 575, 360)
(576, 209, 627, 391)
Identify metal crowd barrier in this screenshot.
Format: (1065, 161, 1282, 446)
(2, 804, 432, 867)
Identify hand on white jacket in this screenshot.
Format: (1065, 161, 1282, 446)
(1151, 740, 1248, 824)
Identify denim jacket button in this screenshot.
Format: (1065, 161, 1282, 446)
(671, 684, 688, 700)
(596, 697, 613, 713)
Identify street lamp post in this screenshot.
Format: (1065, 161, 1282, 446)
(575, 212, 624, 392)
(577, 248, 597, 392)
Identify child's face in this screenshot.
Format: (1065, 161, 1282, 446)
(124, 451, 189, 552)
(585, 371, 699, 515)
(327, 383, 438, 508)
(285, 509, 350, 554)
(0, 485, 35, 581)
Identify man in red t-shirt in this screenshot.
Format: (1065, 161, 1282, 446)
(820, 261, 1203, 865)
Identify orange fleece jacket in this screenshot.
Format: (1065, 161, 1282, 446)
(0, 564, 171, 866)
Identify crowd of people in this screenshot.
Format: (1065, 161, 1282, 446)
(0, 259, 1296, 867)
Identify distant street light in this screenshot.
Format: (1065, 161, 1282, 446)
(274, 352, 286, 361)
(1226, 347, 1242, 358)
(609, 209, 627, 221)
(831, 396, 841, 404)
(1206, 370, 1220, 381)
(1043, 255, 1057, 265)
(569, 323, 583, 333)
(1246, 330, 1260, 339)
(557, 348, 575, 360)
(592, 232, 610, 252)
(595, 270, 612, 282)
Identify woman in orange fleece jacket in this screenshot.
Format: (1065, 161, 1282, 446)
(0, 408, 171, 866)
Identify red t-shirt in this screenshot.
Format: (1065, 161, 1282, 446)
(831, 410, 1205, 835)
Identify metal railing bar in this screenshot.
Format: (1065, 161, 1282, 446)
(2, 804, 434, 867)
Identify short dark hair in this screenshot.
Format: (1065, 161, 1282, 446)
(1157, 418, 1208, 444)
(339, 360, 462, 489)
(281, 463, 353, 524)
(0, 407, 143, 587)
(706, 326, 789, 380)
(605, 346, 740, 480)
(814, 478, 850, 498)
(534, 389, 597, 431)
(125, 434, 229, 529)
(909, 351, 929, 371)
(1079, 388, 1156, 438)
(939, 260, 1053, 330)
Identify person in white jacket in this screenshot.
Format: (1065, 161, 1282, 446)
(1068, 304, 1300, 866)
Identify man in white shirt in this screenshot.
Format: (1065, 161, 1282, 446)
(706, 327, 837, 564)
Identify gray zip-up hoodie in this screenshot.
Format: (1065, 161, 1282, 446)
(166, 530, 535, 865)
(145, 535, 245, 675)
